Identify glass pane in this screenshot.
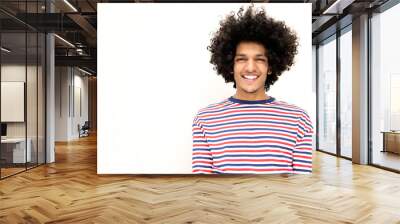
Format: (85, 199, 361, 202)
(339, 28, 352, 158)
(1, 31, 27, 177)
(371, 3, 400, 171)
(0, 1, 46, 178)
(26, 0, 38, 169)
(318, 36, 337, 154)
(27, 31, 38, 169)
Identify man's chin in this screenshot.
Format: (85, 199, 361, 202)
(244, 90, 258, 94)
(240, 87, 259, 94)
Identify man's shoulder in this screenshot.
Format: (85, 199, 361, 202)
(195, 98, 232, 116)
(271, 100, 310, 117)
(274, 100, 313, 133)
(273, 100, 313, 132)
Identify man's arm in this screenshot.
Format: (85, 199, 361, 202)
(192, 117, 213, 174)
(292, 112, 314, 174)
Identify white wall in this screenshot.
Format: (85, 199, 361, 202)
(55, 67, 89, 141)
(72, 72, 89, 138)
(98, 3, 313, 174)
(55, 66, 69, 141)
(1, 65, 39, 138)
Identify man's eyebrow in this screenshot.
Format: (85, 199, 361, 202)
(235, 54, 247, 57)
(235, 53, 267, 57)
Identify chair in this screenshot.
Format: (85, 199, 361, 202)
(79, 121, 90, 138)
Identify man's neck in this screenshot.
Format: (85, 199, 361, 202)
(234, 91, 268, 101)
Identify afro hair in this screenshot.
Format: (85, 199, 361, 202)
(207, 6, 299, 91)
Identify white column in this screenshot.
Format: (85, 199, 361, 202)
(46, 1, 55, 163)
(352, 14, 369, 164)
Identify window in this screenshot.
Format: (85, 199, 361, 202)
(317, 35, 337, 155)
(339, 27, 352, 158)
(370, 2, 400, 171)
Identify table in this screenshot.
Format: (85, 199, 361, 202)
(1, 138, 32, 163)
(381, 131, 400, 154)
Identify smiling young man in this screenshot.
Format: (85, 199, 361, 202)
(192, 6, 314, 174)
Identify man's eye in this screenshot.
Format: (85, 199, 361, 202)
(236, 58, 245, 62)
(256, 58, 266, 62)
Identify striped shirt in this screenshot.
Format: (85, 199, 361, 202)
(192, 96, 314, 174)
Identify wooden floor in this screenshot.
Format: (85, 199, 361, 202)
(373, 150, 400, 171)
(1, 163, 44, 178)
(1, 134, 400, 223)
(0, 167, 26, 178)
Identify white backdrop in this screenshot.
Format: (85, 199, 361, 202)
(98, 3, 313, 174)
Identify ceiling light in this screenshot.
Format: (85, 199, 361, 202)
(63, 0, 78, 12)
(322, 0, 355, 15)
(1, 47, 11, 53)
(54, 34, 75, 48)
(78, 67, 93, 76)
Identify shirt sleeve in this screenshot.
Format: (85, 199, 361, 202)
(192, 115, 213, 174)
(292, 111, 314, 174)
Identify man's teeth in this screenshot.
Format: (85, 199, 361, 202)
(244, 75, 257, 80)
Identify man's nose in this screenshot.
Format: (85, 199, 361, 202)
(245, 59, 257, 72)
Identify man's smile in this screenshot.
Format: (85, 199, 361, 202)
(241, 75, 259, 80)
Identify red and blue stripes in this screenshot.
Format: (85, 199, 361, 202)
(192, 96, 313, 174)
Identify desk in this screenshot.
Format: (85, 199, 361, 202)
(1, 138, 31, 163)
(381, 131, 400, 154)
